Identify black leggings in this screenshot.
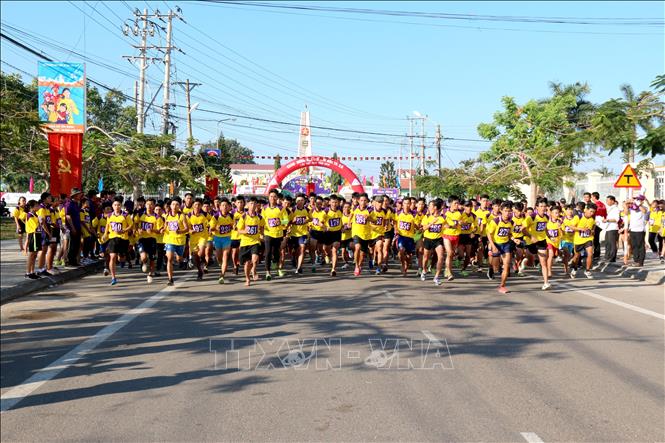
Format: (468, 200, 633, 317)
(648, 232, 663, 255)
(264, 236, 282, 272)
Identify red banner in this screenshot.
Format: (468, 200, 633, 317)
(48, 133, 82, 196)
(205, 176, 219, 198)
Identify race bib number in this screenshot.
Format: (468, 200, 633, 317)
(398, 221, 412, 231)
(167, 221, 179, 231)
(429, 224, 442, 233)
(580, 230, 591, 238)
(328, 218, 340, 228)
(547, 229, 559, 238)
(461, 223, 471, 231)
(246, 225, 258, 235)
(192, 223, 204, 233)
(374, 217, 383, 226)
(312, 218, 321, 226)
(141, 222, 153, 231)
(514, 225, 522, 233)
(294, 216, 307, 225)
(110, 221, 123, 232)
(564, 226, 574, 233)
(497, 227, 510, 237)
(355, 214, 367, 225)
(218, 224, 232, 235)
(267, 218, 281, 228)
(536, 221, 547, 231)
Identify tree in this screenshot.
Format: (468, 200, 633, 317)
(478, 90, 587, 205)
(329, 152, 343, 188)
(651, 74, 665, 94)
(592, 84, 664, 161)
(379, 161, 397, 188)
(0, 71, 49, 191)
(274, 154, 282, 171)
(199, 136, 255, 193)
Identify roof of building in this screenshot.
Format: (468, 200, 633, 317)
(229, 164, 274, 171)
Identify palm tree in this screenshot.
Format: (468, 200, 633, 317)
(379, 161, 397, 188)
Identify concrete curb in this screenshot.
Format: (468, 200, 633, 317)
(0, 261, 104, 305)
(595, 261, 665, 285)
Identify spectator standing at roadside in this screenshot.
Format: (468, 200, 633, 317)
(628, 196, 648, 267)
(591, 192, 607, 259)
(65, 188, 84, 266)
(602, 195, 620, 263)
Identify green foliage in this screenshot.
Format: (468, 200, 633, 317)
(329, 152, 343, 187)
(379, 161, 397, 188)
(651, 74, 665, 94)
(274, 154, 282, 171)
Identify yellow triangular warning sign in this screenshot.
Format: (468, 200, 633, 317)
(613, 164, 642, 188)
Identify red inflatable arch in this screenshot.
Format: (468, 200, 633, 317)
(265, 156, 365, 194)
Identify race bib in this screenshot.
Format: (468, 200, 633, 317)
(564, 226, 574, 233)
(536, 221, 547, 231)
(167, 221, 179, 231)
(312, 218, 321, 226)
(267, 218, 281, 228)
(110, 221, 123, 232)
(580, 230, 591, 238)
(218, 224, 232, 235)
(398, 221, 411, 231)
(192, 223, 204, 233)
(514, 225, 522, 233)
(374, 217, 383, 226)
(461, 223, 471, 231)
(547, 229, 559, 238)
(497, 227, 510, 237)
(429, 224, 442, 233)
(141, 222, 153, 231)
(328, 218, 340, 228)
(355, 214, 367, 225)
(246, 225, 258, 235)
(294, 216, 307, 225)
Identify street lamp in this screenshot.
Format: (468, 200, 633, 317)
(216, 118, 236, 150)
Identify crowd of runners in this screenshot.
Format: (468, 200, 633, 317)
(11, 187, 665, 293)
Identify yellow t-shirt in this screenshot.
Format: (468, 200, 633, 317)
(163, 213, 187, 246)
(370, 209, 386, 239)
(574, 216, 596, 245)
(210, 213, 234, 238)
(396, 211, 417, 238)
(384, 209, 395, 233)
(341, 213, 353, 241)
(486, 217, 513, 245)
(310, 209, 327, 232)
(237, 214, 264, 247)
(262, 206, 287, 238)
(325, 209, 343, 232)
(188, 213, 209, 245)
(107, 213, 131, 240)
(546, 219, 562, 248)
(351, 208, 374, 241)
(525, 213, 549, 242)
(443, 210, 462, 236)
(154, 216, 165, 244)
(561, 215, 578, 243)
(473, 208, 490, 236)
(138, 213, 159, 239)
(231, 210, 244, 241)
(13, 206, 26, 223)
(93, 216, 107, 242)
(25, 212, 40, 234)
(289, 208, 311, 238)
(37, 205, 52, 232)
(648, 210, 662, 234)
(459, 212, 476, 235)
(80, 210, 92, 238)
(512, 216, 525, 240)
(423, 215, 445, 240)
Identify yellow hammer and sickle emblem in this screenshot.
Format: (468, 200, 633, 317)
(57, 158, 72, 174)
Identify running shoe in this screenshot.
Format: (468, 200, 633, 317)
(218, 276, 225, 284)
(197, 270, 203, 281)
(584, 270, 593, 279)
(103, 268, 110, 276)
(324, 256, 330, 265)
(167, 279, 175, 286)
(203, 265, 209, 274)
(375, 268, 381, 275)
(38, 270, 53, 277)
(234, 266, 239, 275)
(331, 270, 337, 277)
(354, 267, 361, 276)
(297, 268, 303, 275)
(147, 275, 153, 284)
(498, 286, 509, 294)
(341, 263, 349, 270)
(142, 263, 148, 273)
(433, 277, 441, 286)
(110, 278, 118, 286)
(278, 269, 285, 277)
(420, 271, 427, 281)
(266, 274, 272, 281)
(187, 260, 194, 270)
(487, 268, 495, 280)
(541, 282, 551, 290)
(569, 269, 577, 279)
(447, 273, 454, 282)
(26, 273, 39, 280)
(461, 270, 470, 277)
(517, 271, 526, 277)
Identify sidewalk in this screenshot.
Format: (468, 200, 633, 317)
(596, 256, 665, 285)
(0, 239, 102, 304)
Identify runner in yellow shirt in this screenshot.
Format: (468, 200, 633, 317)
(210, 197, 234, 284)
(188, 198, 209, 281)
(351, 193, 376, 276)
(13, 196, 27, 254)
(486, 201, 515, 294)
(340, 200, 354, 270)
(288, 194, 311, 274)
(262, 189, 288, 280)
(570, 203, 597, 280)
(545, 205, 563, 280)
(458, 200, 478, 275)
(237, 197, 264, 286)
(442, 196, 462, 281)
(137, 198, 159, 283)
(421, 198, 445, 285)
(163, 197, 189, 286)
(396, 202, 418, 276)
(322, 194, 344, 277)
(102, 198, 132, 286)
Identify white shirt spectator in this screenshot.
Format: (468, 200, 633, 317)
(604, 204, 620, 231)
(628, 208, 647, 232)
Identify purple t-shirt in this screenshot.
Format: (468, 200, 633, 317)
(65, 199, 81, 231)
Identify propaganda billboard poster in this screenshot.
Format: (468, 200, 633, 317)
(38, 62, 86, 134)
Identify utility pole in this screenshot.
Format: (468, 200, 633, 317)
(160, 12, 173, 135)
(176, 79, 202, 146)
(408, 117, 413, 196)
(435, 124, 442, 177)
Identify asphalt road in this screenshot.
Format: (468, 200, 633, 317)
(1, 263, 663, 442)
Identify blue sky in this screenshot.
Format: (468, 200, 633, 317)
(1, 1, 663, 179)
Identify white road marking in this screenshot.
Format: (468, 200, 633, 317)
(1, 281, 184, 413)
(521, 432, 544, 443)
(557, 282, 665, 321)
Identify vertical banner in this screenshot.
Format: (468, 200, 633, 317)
(39, 62, 86, 194)
(48, 133, 83, 196)
(205, 176, 219, 199)
(38, 62, 86, 133)
(298, 109, 312, 176)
